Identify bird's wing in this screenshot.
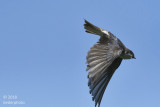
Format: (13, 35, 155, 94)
(84, 19, 115, 39)
(86, 39, 123, 107)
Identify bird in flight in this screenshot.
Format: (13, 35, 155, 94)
(84, 20, 135, 107)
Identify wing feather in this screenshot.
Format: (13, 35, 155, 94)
(86, 42, 123, 107)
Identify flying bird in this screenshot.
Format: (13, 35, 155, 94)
(84, 20, 135, 107)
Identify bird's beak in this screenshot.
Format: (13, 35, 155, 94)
(133, 56, 136, 59)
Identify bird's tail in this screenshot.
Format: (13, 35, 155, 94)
(84, 20, 104, 36)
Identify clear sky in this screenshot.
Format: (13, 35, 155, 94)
(0, 0, 160, 107)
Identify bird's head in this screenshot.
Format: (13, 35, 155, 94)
(125, 49, 136, 59)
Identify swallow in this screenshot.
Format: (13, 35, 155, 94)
(84, 20, 135, 107)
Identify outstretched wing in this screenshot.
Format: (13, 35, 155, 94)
(86, 34, 123, 107)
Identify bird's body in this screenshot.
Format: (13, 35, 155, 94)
(84, 20, 135, 107)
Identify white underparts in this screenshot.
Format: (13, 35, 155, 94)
(102, 30, 109, 35)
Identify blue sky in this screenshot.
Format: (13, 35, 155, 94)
(0, 0, 160, 107)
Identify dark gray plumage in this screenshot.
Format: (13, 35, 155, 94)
(84, 20, 135, 107)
